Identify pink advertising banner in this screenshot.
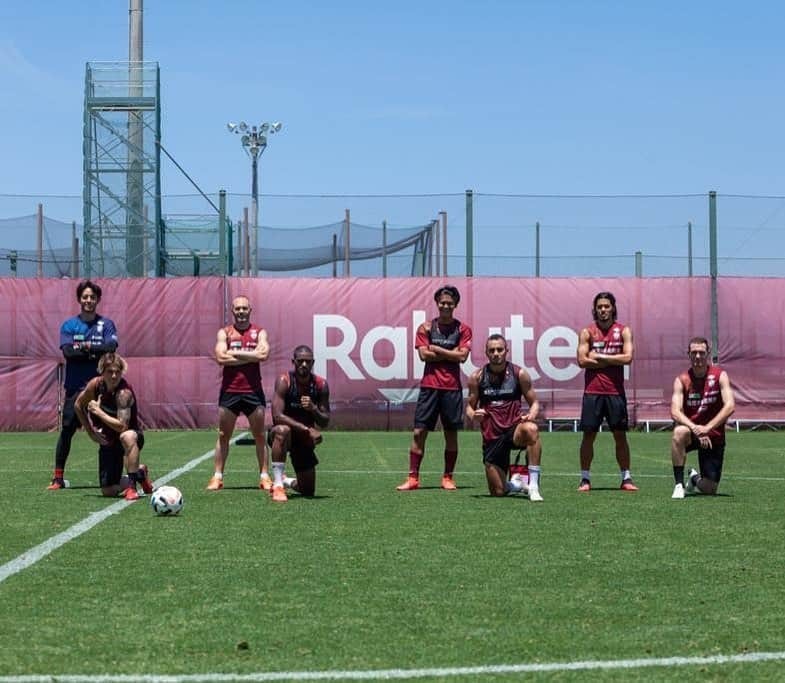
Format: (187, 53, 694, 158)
(0, 276, 779, 430)
(717, 277, 785, 418)
(229, 277, 711, 426)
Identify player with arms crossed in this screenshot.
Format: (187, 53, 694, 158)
(268, 345, 330, 503)
(576, 291, 638, 492)
(75, 353, 152, 500)
(466, 334, 544, 501)
(670, 337, 735, 499)
(397, 285, 472, 491)
(48, 279, 118, 489)
(208, 296, 272, 491)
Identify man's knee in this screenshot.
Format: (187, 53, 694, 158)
(217, 409, 238, 435)
(612, 430, 629, 443)
(270, 424, 291, 442)
(248, 409, 266, 436)
(672, 425, 691, 446)
(514, 422, 539, 448)
(412, 427, 428, 447)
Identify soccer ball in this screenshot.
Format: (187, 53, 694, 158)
(150, 485, 183, 516)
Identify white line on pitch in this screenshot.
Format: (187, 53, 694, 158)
(1, 650, 785, 681)
(0, 434, 247, 586)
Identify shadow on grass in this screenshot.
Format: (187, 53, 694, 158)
(687, 492, 733, 499)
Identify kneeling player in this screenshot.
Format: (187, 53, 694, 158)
(75, 353, 153, 500)
(466, 334, 543, 501)
(670, 337, 735, 499)
(267, 345, 330, 502)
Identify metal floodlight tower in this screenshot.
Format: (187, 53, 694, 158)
(227, 120, 282, 275)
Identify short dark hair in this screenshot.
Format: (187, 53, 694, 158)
(434, 285, 460, 305)
(592, 291, 617, 321)
(76, 279, 102, 302)
(486, 333, 507, 348)
(293, 344, 314, 358)
(688, 336, 710, 352)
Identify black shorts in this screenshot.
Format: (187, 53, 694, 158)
(219, 390, 266, 417)
(267, 429, 319, 473)
(687, 437, 725, 483)
(482, 427, 518, 470)
(580, 393, 628, 432)
(414, 388, 464, 431)
(99, 431, 145, 487)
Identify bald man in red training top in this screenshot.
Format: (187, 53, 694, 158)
(207, 295, 271, 492)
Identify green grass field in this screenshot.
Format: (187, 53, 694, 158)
(1, 430, 784, 681)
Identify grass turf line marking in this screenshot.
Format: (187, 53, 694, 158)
(1, 651, 785, 681)
(0, 434, 248, 586)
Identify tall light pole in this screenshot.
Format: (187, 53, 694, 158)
(227, 121, 282, 276)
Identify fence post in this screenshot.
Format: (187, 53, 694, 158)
(382, 220, 388, 278)
(431, 219, 438, 275)
(344, 209, 351, 277)
(709, 190, 719, 362)
(219, 189, 227, 275)
(37, 203, 44, 278)
(143, 204, 149, 275)
(236, 216, 243, 277)
(243, 207, 250, 277)
(535, 221, 541, 277)
(635, 250, 643, 277)
(433, 218, 440, 276)
(465, 189, 473, 276)
(10, 250, 17, 277)
(439, 210, 447, 276)
(71, 221, 79, 278)
(687, 221, 693, 276)
(332, 233, 338, 278)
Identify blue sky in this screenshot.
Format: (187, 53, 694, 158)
(1, 1, 784, 275)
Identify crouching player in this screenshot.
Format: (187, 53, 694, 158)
(466, 334, 543, 501)
(670, 337, 735, 499)
(75, 353, 153, 501)
(267, 345, 330, 502)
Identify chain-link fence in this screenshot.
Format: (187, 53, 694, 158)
(2, 191, 783, 277)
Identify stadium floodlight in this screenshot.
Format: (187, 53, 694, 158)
(226, 118, 284, 276)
